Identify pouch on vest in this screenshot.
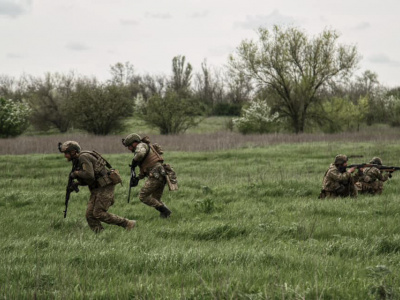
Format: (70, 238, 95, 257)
(108, 169, 122, 185)
(163, 163, 178, 191)
(97, 175, 113, 187)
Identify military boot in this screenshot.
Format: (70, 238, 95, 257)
(125, 220, 136, 231)
(156, 205, 171, 218)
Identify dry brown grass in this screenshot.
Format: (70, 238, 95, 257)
(1, 127, 399, 155)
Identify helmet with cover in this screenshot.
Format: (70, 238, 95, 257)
(122, 133, 141, 147)
(369, 157, 382, 165)
(334, 154, 348, 165)
(58, 141, 81, 153)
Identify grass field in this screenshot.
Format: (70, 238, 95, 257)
(1, 142, 400, 299)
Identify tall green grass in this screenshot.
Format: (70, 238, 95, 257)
(1, 142, 400, 299)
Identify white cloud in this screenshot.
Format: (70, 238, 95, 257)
(208, 45, 235, 57)
(120, 19, 139, 26)
(145, 12, 172, 19)
(352, 22, 371, 31)
(65, 42, 90, 52)
(6, 53, 23, 58)
(190, 10, 209, 18)
(234, 10, 296, 30)
(368, 53, 400, 66)
(0, 0, 31, 17)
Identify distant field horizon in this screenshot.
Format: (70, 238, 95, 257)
(1, 125, 400, 155)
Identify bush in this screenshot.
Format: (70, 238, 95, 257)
(136, 90, 204, 134)
(68, 79, 134, 135)
(0, 98, 31, 138)
(233, 98, 279, 134)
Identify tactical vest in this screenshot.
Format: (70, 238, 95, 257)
(79, 150, 120, 187)
(80, 151, 110, 176)
(139, 144, 164, 175)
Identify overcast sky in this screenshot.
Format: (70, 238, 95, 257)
(1, 0, 399, 87)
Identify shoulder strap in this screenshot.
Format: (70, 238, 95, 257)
(139, 143, 151, 166)
(81, 150, 113, 169)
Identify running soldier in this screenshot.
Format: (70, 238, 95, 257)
(59, 141, 136, 232)
(122, 133, 172, 218)
(319, 154, 358, 199)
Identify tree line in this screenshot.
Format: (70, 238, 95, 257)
(1, 25, 400, 138)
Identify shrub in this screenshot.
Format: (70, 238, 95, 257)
(68, 79, 134, 135)
(233, 98, 279, 134)
(0, 97, 31, 138)
(136, 90, 204, 134)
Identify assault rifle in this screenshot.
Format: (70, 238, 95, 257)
(347, 163, 400, 172)
(64, 168, 79, 218)
(127, 160, 140, 203)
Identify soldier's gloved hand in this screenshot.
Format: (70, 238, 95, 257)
(129, 176, 139, 187)
(69, 181, 80, 192)
(70, 171, 78, 179)
(130, 160, 139, 169)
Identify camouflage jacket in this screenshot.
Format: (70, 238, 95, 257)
(322, 164, 353, 192)
(72, 152, 108, 188)
(132, 142, 164, 177)
(359, 166, 390, 183)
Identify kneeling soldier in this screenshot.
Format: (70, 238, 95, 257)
(319, 154, 358, 199)
(59, 141, 136, 233)
(355, 157, 391, 195)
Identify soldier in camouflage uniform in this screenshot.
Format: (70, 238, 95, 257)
(122, 133, 172, 218)
(355, 157, 391, 195)
(59, 141, 136, 233)
(319, 154, 358, 199)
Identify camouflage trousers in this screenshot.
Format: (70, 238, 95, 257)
(319, 184, 358, 199)
(355, 181, 384, 195)
(139, 175, 166, 208)
(86, 184, 129, 233)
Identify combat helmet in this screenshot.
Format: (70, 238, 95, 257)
(334, 154, 348, 165)
(58, 141, 81, 153)
(369, 157, 382, 165)
(122, 133, 141, 147)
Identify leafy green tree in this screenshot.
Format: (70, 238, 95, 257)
(319, 97, 369, 133)
(68, 78, 134, 135)
(136, 55, 205, 134)
(0, 75, 27, 101)
(0, 97, 31, 137)
(169, 55, 193, 96)
(229, 25, 359, 133)
(108, 61, 142, 99)
(25, 72, 75, 132)
(193, 60, 225, 107)
(139, 74, 167, 101)
(136, 90, 203, 134)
